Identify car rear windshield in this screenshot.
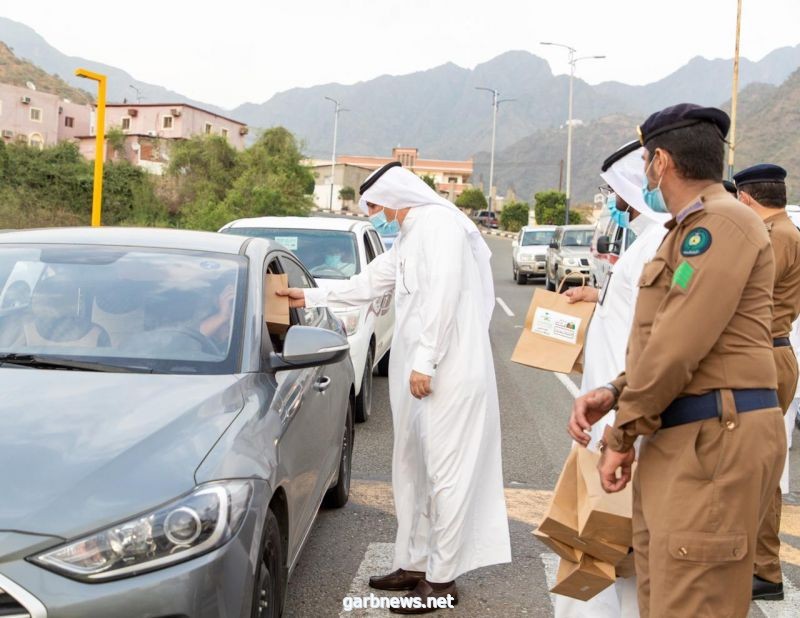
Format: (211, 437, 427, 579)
(562, 230, 594, 247)
(0, 245, 247, 374)
(521, 230, 555, 246)
(222, 228, 359, 280)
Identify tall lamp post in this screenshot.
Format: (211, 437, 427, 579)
(541, 42, 605, 224)
(476, 87, 514, 212)
(325, 96, 349, 212)
(727, 0, 743, 180)
(76, 68, 107, 227)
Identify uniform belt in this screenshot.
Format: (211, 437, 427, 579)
(773, 337, 791, 347)
(660, 388, 779, 430)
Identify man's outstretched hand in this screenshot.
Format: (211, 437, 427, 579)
(568, 387, 616, 446)
(276, 288, 306, 308)
(598, 446, 635, 493)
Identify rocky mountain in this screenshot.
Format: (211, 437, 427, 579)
(0, 41, 92, 103)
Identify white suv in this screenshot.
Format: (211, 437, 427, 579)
(512, 225, 556, 285)
(220, 216, 394, 423)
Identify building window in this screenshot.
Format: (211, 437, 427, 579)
(28, 133, 44, 149)
(204, 122, 213, 134)
(448, 176, 458, 184)
(162, 115, 173, 129)
(121, 117, 131, 131)
(64, 116, 75, 128)
(221, 128, 229, 138)
(30, 108, 42, 122)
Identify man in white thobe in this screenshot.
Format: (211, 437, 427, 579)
(280, 163, 511, 613)
(556, 142, 668, 618)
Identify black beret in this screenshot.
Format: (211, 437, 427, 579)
(359, 161, 402, 196)
(733, 163, 787, 188)
(722, 180, 738, 195)
(637, 103, 730, 146)
(601, 140, 640, 172)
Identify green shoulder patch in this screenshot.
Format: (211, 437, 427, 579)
(673, 260, 695, 290)
(681, 227, 712, 256)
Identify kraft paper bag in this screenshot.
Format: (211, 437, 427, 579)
(511, 287, 595, 374)
(576, 447, 634, 549)
(551, 552, 616, 601)
(615, 550, 636, 579)
(533, 531, 581, 563)
(538, 448, 630, 565)
(265, 273, 290, 334)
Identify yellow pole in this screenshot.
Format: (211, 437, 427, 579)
(727, 0, 743, 180)
(75, 68, 107, 226)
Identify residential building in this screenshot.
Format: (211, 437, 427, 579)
(309, 161, 374, 212)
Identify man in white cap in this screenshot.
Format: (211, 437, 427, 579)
(558, 142, 668, 618)
(279, 162, 510, 613)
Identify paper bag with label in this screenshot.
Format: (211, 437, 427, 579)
(265, 273, 290, 335)
(511, 287, 595, 374)
(551, 552, 616, 601)
(576, 447, 634, 549)
(533, 531, 581, 563)
(537, 448, 629, 565)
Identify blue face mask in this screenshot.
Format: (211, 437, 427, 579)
(607, 195, 630, 229)
(369, 209, 401, 236)
(324, 254, 343, 268)
(642, 157, 669, 213)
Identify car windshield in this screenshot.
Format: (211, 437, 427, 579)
(521, 230, 555, 246)
(0, 245, 247, 374)
(562, 230, 594, 247)
(223, 228, 359, 280)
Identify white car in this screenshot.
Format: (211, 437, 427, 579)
(220, 216, 394, 423)
(511, 225, 557, 285)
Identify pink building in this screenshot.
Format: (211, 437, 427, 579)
(0, 83, 92, 148)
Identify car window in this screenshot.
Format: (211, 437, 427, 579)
(0, 245, 246, 374)
(363, 231, 377, 264)
(562, 230, 594, 246)
(279, 255, 324, 327)
(367, 230, 384, 256)
(521, 230, 555, 246)
(222, 228, 359, 280)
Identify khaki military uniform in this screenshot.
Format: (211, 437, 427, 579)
(754, 210, 800, 584)
(604, 184, 786, 617)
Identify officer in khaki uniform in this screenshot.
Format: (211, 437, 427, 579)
(734, 164, 800, 601)
(568, 103, 786, 618)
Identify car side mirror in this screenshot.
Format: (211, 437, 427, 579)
(597, 235, 618, 254)
(268, 326, 350, 372)
(549, 241, 559, 249)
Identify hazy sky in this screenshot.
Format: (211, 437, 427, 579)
(3, 0, 799, 109)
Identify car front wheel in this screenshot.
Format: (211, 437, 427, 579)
(545, 269, 556, 292)
(252, 509, 284, 618)
(355, 346, 373, 423)
(323, 396, 354, 508)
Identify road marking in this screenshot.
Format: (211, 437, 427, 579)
(540, 552, 559, 610)
(339, 542, 395, 616)
(555, 372, 581, 399)
(496, 297, 515, 317)
(754, 576, 800, 617)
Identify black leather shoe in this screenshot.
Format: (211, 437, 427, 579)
(369, 569, 425, 591)
(752, 575, 784, 601)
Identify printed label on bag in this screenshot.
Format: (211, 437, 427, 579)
(532, 307, 581, 344)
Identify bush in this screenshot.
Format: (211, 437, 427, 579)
(455, 187, 488, 210)
(499, 201, 530, 232)
(533, 190, 583, 225)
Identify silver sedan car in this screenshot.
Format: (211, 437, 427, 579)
(0, 227, 355, 618)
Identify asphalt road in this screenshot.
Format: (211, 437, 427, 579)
(283, 234, 800, 617)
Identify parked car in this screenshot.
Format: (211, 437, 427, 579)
(511, 225, 557, 284)
(475, 210, 499, 229)
(0, 227, 355, 618)
(219, 216, 393, 423)
(545, 224, 595, 291)
(589, 208, 636, 289)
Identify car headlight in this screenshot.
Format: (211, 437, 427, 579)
(30, 481, 252, 582)
(519, 254, 535, 263)
(334, 308, 361, 336)
(563, 258, 580, 267)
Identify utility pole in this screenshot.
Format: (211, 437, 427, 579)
(727, 0, 743, 180)
(76, 68, 107, 227)
(325, 97, 348, 212)
(476, 87, 514, 213)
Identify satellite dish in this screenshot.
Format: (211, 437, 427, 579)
(26, 81, 36, 91)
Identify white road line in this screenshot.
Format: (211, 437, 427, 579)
(555, 372, 581, 399)
(754, 577, 800, 617)
(339, 542, 395, 617)
(540, 552, 559, 610)
(496, 297, 515, 317)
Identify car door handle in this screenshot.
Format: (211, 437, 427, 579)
(314, 376, 332, 392)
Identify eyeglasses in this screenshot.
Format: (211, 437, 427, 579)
(598, 186, 613, 198)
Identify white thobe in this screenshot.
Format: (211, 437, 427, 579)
(780, 318, 800, 493)
(305, 205, 511, 582)
(556, 218, 666, 618)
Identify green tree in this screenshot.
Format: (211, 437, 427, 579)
(533, 190, 582, 225)
(106, 127, 126, 158)
(421, 175, 437, 191)
(339, 186, 355, 201)
(455, 187, 488, 211)
(168, 135, 241, 204)
(499, 201, 530, 232)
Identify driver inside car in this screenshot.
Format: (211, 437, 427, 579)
(318, 240, 356, 277)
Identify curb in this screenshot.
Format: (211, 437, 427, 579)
(481, 229, 516, 240)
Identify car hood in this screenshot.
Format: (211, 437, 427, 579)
(0, 369, 244, 539)
(518, 245, 549, 255)
(560, 246, 591, 257)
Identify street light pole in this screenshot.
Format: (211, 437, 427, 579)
(476, 87, 514, 213)
(325, 96, 349, 212)
(541, 42, 605, 225)
(727, 0, 743, 180)
(76, 68, 107, 227)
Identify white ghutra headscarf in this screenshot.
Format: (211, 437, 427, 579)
(360, 165, 496, 325)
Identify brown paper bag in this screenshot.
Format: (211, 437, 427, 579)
(551, 552, 616, 601)
(265, 273, 290, 334)
(576, 447, 634, 549)
(615, 550, 636, 579)
(511, 287, 595, 374)
(533, 531, 581, 563)
(538, 448, 630, 565)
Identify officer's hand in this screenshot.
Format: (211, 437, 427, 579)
(568, 388, 615, 446)
(276, 287, 306, 308)
(598, 447, 635, 493)
(410, 371, 433, 399)
(564, 286, 599, 304)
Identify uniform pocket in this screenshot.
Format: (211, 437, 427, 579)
(689, 418, 727, 481)
(635, 259, 670, 328)
(668, 531, 747, 563)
